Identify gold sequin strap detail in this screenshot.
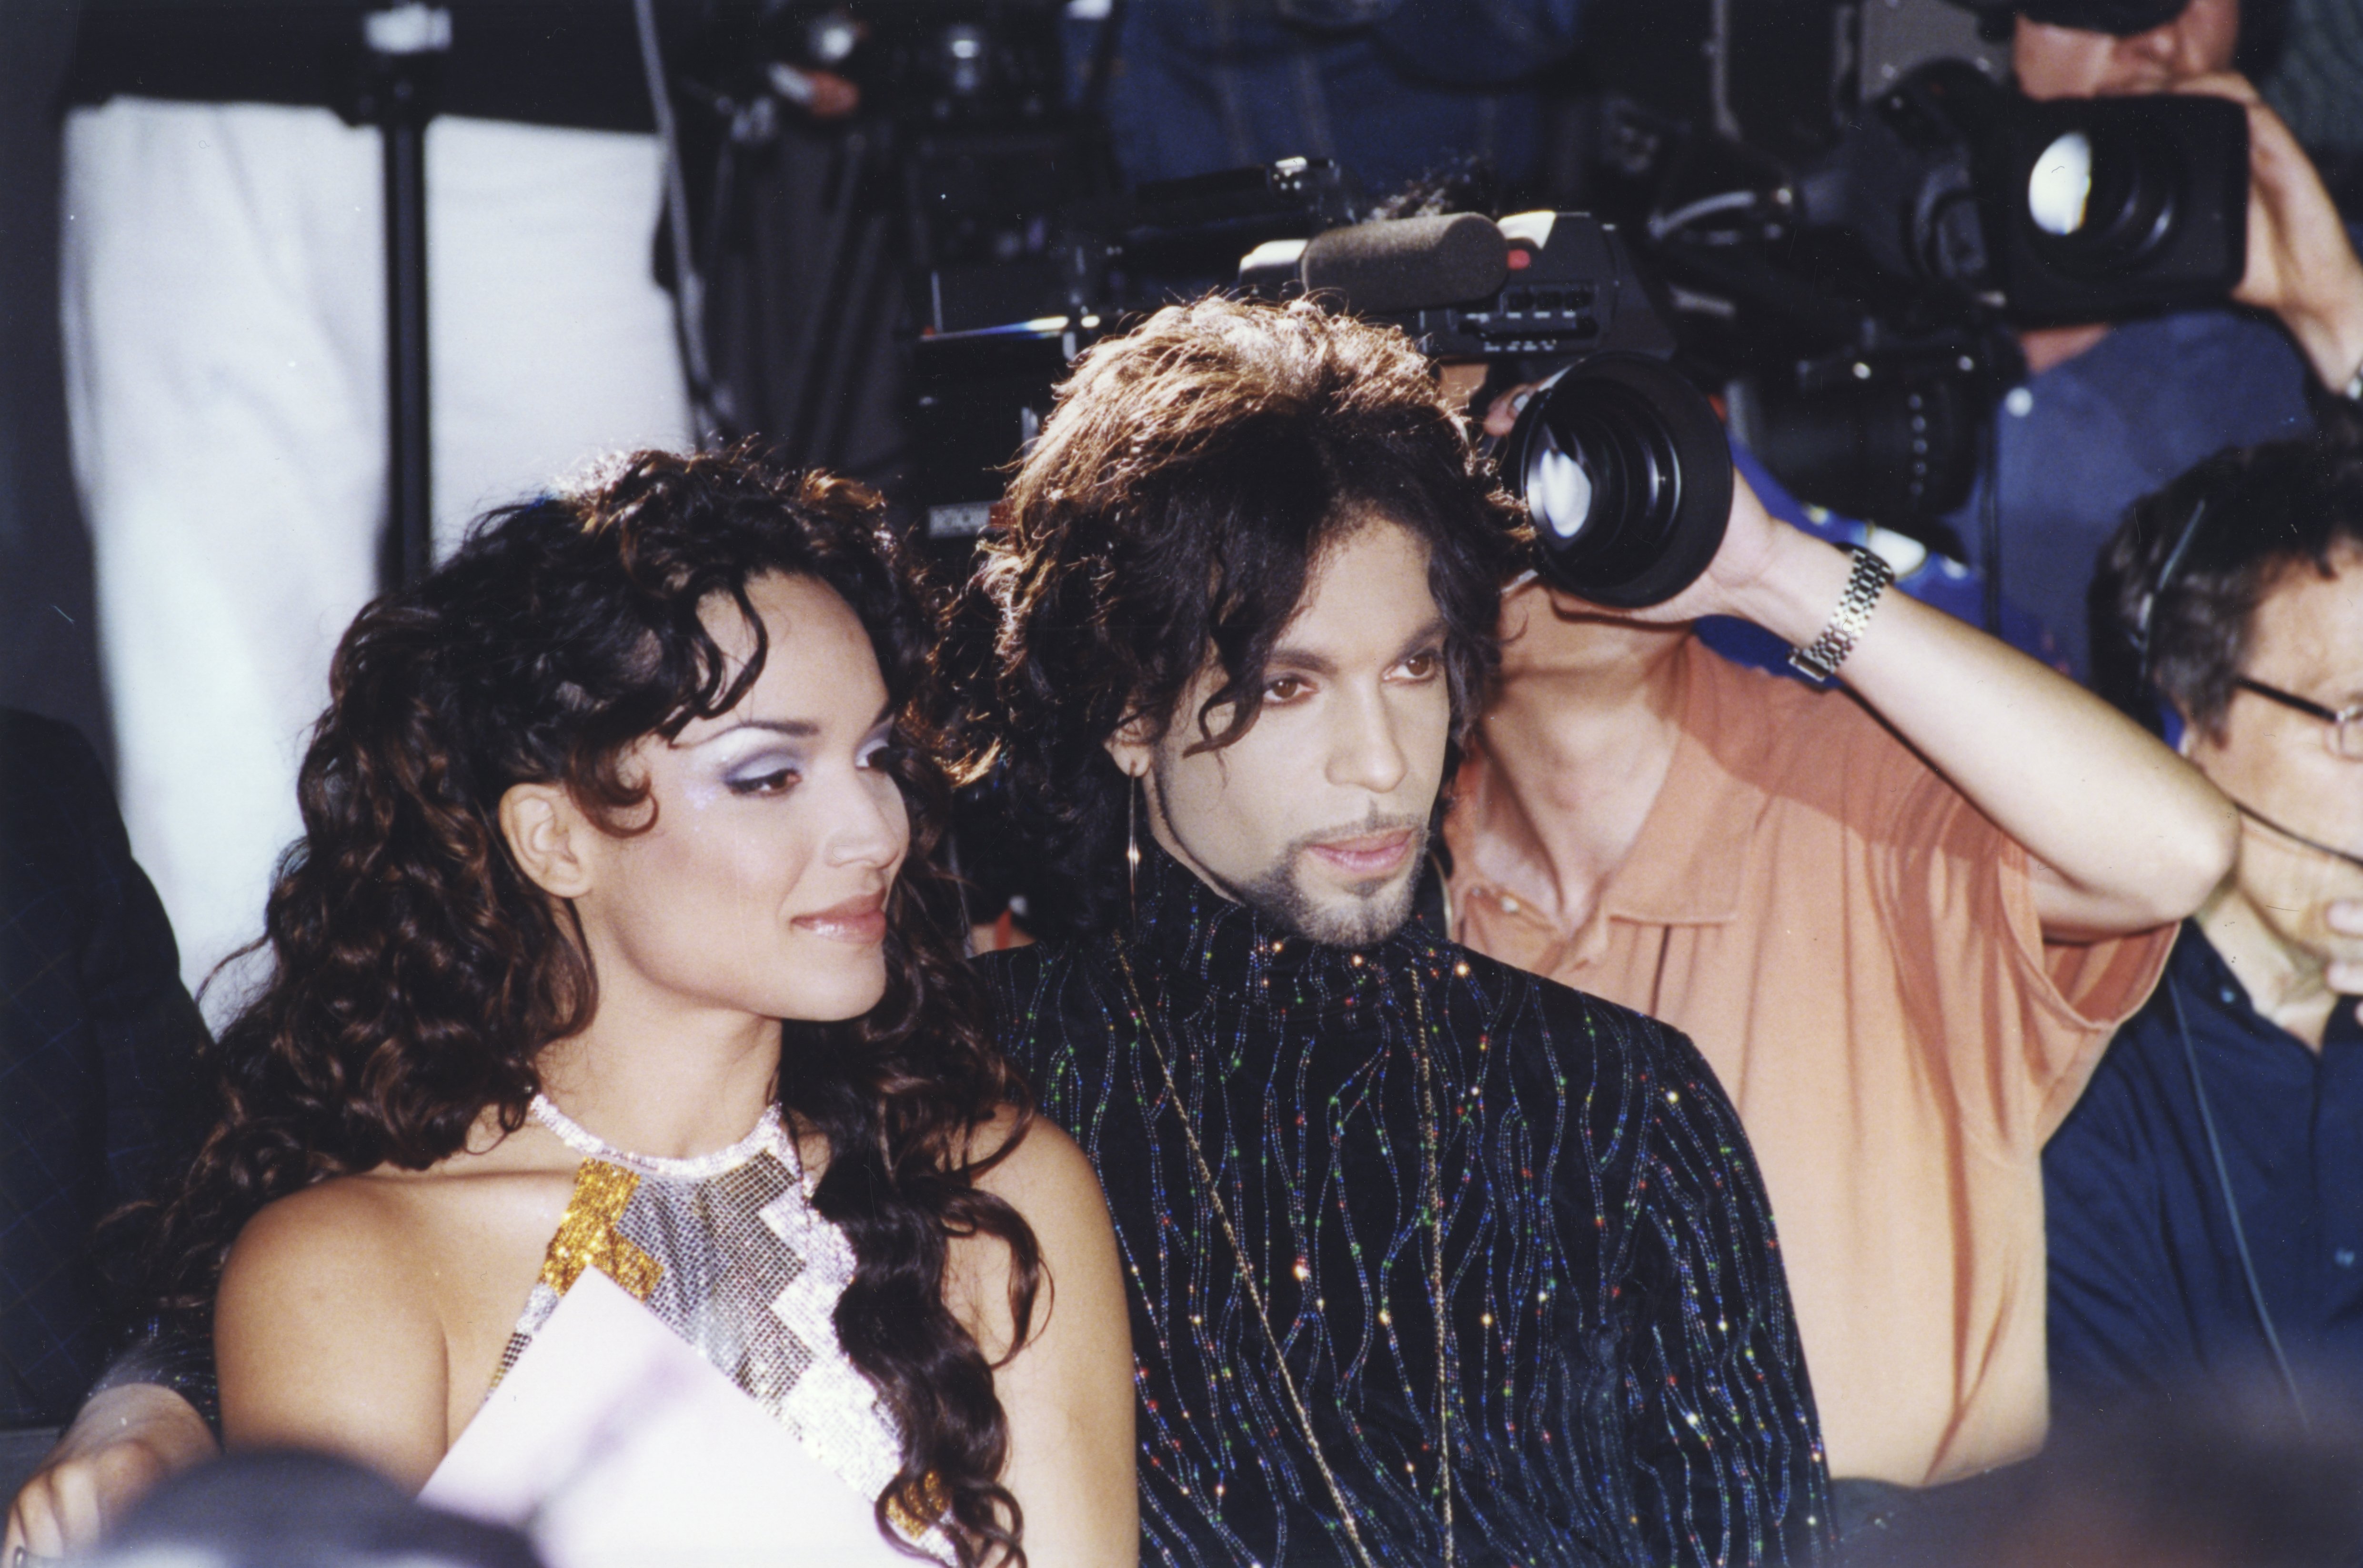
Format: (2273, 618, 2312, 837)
(541, 1158, 664, 1300)
(885, 1472, 950, 1541)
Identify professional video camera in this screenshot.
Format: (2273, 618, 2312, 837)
(1239, 210, 1734, 607)
(911, 181, 1735, 607)
(1583, 0, 2250, 537)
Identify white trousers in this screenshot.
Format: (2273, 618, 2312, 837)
(60, 99, 691, 1002)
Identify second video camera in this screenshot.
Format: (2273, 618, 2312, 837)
(1793, 60, 2250, 325)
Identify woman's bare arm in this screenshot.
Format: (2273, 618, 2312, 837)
(955, 1113, 1139, 1566)
(215, 1179, 452, 1489)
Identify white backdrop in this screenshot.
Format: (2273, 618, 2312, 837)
(61, 98, 692, 1007)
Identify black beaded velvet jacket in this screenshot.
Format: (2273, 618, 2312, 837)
(980, 842, 1830, 1568)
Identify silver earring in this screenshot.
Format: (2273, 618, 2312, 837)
(1127, 773, 1142, 921)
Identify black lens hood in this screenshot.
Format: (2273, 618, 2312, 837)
(1505, 353, 1733, 609)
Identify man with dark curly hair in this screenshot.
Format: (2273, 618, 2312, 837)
(958, 295, 1830, 1568)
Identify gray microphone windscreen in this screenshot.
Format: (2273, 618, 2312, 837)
(1299, 213, 1509, 315)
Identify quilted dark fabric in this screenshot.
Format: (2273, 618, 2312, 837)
(0, 708, 206, 1424)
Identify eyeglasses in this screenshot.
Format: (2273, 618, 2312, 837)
(2231, 798, 2363, 873)
(2232, 676, 2363, 761)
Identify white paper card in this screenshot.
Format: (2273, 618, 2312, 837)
(421, 1268, 918, 1568)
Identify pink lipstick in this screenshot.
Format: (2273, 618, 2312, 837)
(794, 892, 888, 945)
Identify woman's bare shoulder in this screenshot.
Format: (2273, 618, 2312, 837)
(222, 1171, 429, 1293)
(216, 1129, 580, 1482)
(965, 1108, 1104, 1217)
(950, 1109, 1137, 1563)
(215, 1172, 453, 1476)
(224, 1123, 572, 1293)
(952, 1108, 1121, 1345)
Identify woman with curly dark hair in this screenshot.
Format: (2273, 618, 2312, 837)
(136, 448, 1133, 1567)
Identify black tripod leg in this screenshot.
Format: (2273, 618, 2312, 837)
(381, 94, 432, 589)
(776, 130, 867, 460)
(806, 211, 894, 470)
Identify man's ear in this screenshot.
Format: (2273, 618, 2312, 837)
(500, 782, 598, 900)
(2161, 694, 2200, 758)
(1103, 716, 1155, 782)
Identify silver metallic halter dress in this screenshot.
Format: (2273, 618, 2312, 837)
(498, 1095, 951, 1560)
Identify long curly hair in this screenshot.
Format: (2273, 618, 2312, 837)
(953, 295, 1527, 937)
(142, 447, 1041, 1566)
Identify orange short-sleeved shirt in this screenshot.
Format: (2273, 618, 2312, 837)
(1443, 640, 2173, 1487)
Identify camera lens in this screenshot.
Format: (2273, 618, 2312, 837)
(1503, 354, 1733, 608)
(2020, 121, 2179, 276)
(1526, 430, 1597, 543)
(2027, 131, 2093, 238)
(1733, 371, 1981, 524)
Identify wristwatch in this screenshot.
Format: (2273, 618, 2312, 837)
(1789, 546, 1895, 683)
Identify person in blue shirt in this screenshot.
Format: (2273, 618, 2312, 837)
(2047, 427, 2363, 1420)
(1942, 0, 2357, 681)
(1697, 444, 2064, 675)
(1074, 0, 1580, 199)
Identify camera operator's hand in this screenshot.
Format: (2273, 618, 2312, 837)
(2176, 71, 2363, 392)
(3, 1385, 216, 1559)
(1481, 386, 1526, 440)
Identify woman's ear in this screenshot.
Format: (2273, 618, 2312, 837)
(500, 783, 597, 900)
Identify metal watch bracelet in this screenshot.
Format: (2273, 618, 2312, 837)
(1788, 545, 1895, 683)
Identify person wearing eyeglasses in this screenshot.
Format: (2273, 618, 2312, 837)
(2047, 424, 2363, 1425)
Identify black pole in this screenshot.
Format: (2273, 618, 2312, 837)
(365, 6, 449, 590)
(383, 102, 431, 587)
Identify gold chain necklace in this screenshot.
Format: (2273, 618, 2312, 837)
(1112, 939, 1456, 1568)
